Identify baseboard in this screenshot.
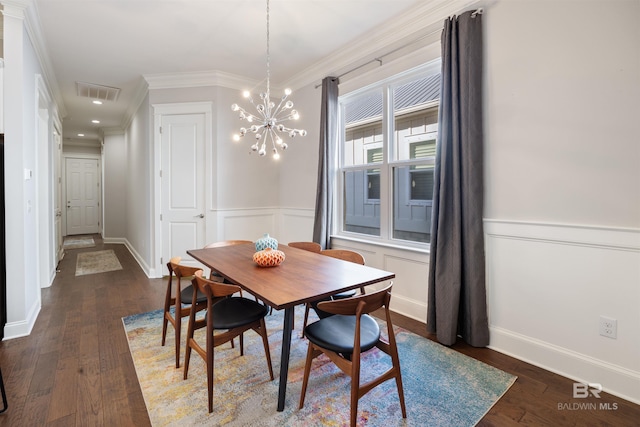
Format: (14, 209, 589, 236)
(489, 325, 640, 405)
(3, 299, 40, 340)
(103, 237, 157, 278)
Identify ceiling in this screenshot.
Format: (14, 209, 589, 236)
(30, 0, 448, 145)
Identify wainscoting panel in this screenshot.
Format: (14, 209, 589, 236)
(330, 237, 429, 322)
(484, 219, 640, 404)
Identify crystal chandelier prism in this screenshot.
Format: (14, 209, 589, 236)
(231, 0, 306, 160)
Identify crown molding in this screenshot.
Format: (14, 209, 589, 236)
(4, 0, 68, 118)
(120, 76, 148, 131)
(143, 69, 260, 91)
(284, 0, 480, 90)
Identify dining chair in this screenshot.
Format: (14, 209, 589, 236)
(204, 239, 274, 314)
(287, 241, 322, 253)
(161, 257, 208, 368)
(183, 271, 274, 413)
(302, 249, 367, 335)
(299, 283, 406, 427)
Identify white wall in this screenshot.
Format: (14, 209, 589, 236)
(481, 0, 640, 404)
(2, 4, 44, 338)
(102, 132, 127, 238)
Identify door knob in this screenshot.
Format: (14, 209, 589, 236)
(195, 214, 204, 218)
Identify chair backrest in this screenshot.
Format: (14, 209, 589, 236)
(317, 283, 392, 316)
(169, 261, 203, 281)
(288, 241, 322, 253)
(192, 270, 242, 301)
(320, 249, 365, 265)
(203, 240, 252, 249)
(167, 256, 182, 275)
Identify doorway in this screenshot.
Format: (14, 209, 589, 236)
(65, 157, 101, 235)
(153, 102, 211, 276)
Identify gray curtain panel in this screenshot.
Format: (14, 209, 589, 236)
(427, 10, 489, 347)
(312, 77, 339, 249)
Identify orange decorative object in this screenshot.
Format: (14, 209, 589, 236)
(253, 247, 286, 267)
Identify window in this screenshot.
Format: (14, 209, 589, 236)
(338, 64, 440, 245)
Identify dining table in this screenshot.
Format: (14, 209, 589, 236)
(187, 242, 395, 411)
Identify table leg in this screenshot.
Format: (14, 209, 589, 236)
(277, 306, 294, 411)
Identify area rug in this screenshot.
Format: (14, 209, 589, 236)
(123, 306, 516, 426)
(75, 249, 123, 276)
(63, 236, 95, 250)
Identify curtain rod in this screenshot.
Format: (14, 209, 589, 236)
(314, 7, 483, 89)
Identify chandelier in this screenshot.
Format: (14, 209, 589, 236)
(231, 0, 306, 160)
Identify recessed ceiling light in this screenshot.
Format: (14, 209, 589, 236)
(92, 120, 100, 124)
(78, 133, 85, 137)
(92, 100, 103, 105)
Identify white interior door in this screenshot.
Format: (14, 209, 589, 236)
(54, 132, 63, 262)
(66, 157, 100, 235)
(161, 113, 206, 270)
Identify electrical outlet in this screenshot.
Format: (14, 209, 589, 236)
(599, 316, 617, 339)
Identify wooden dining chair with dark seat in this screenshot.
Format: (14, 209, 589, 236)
(299, 283, 406, 427)
(161, 257, 208, 368)
(183, 270, 274, 413)
(302, 249, 367, 335)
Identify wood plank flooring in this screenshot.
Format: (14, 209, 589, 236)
(0, 235, 637, 426)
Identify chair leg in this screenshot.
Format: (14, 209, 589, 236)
(0, 367, 7, 414)
(161, 313, 168, 346)
(298, 342, 317, 409)
(301, 304, 310, 338)
(174, 310, 181, 368)
(206, 333, 214, 414)
(258, 318, 274, 381)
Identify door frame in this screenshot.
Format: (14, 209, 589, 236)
(62, 153, 102, 237)
(152, 102, 213, 277)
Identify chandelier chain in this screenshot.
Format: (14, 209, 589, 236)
(266, 0, 270, 99)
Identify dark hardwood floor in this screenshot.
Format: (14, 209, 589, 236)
(0, 235, 637, 426)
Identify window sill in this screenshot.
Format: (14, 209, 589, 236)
(330, 234, 430, 255)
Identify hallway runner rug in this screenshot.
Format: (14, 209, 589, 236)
(75, 249, 123, 276)
(123, 306, 516, 426)
(63, 235, 95, 250)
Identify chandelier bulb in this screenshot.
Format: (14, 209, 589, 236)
(231, 104, 239, 112)
(259, 147, 267, 156)
(233, 134, 240, 142)
(257, 104, 265, 113)
(284, 100, 293, 109)
(284, 88, 292, 96)
(282, 142, 288, 150)
(243, 91, 251, 98)
(299, 129, 307, 136)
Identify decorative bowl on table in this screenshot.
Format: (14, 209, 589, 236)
(253, 247, 285, 267)
(255, 233, 278, 251)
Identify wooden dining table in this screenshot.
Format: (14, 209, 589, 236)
(187, 242, 395, 411)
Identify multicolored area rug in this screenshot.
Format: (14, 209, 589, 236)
(123, 306, 515, 426)
(75, 249, 123, 276)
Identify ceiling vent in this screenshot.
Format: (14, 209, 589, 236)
(76, 81, 120, 102)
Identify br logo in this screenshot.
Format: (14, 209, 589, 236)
(573, 383, 602, 398)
